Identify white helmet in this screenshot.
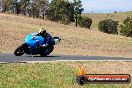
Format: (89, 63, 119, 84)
(39, 27, 46, 33)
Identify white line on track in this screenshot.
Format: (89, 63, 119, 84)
(0, 60, 131, 64)
(14, 60, 132, 63)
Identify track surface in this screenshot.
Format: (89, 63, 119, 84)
(0, 53, 132, 63)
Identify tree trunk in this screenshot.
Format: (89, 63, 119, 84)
(3, 6, 7, 13)
(75, 16, 77, 27)
(42, 12, 45, 19)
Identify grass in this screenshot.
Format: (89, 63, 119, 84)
(0, 12, 132, 88)
(83, 11, 132, 30)
(0, 61, 132, 88)
(0, 13, 132, 57)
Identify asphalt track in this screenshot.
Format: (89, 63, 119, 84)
(0, 53, 132, 63)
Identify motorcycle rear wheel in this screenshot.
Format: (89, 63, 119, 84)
(14, 45, 25, 56)
(39, 46, 54, 57)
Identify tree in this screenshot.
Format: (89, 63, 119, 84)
(30, 0, 38, 18)
(23, 0, 48, 18)
(36, 0, 48, 19)
(46, 0, 72, 24)
(119, 17, 132, 38)
(9, 0, 21, 14)
(15, 1, 21, 15)
(2, 0, 11, 13)
(20, 0, 29, 16)
(73, 0, 84, 27)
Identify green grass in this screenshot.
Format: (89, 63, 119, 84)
(0, 62, 131, 88)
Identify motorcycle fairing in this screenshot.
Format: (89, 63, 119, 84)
(24, 32, 44, 54)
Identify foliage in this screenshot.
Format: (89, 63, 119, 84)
(2, 0, 11, 12)
(119, 17, 132, 38)
(1, 0, 87, 27)
(46, 0, 84, 25)
(46, 0, 72, 24)
(98, 19, 118, 34)
(36, 0, 49, 19)
(20, 0, 28, 16)
(78, 16, 92, 29)
(2, 0, 48, 18)
(10, 0, 21, 14)
(73, 0, 84, 27)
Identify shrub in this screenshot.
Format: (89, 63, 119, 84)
(98, 19, 118, 34)
(78, 16, 92, 29)
(119, 17, 132, 38)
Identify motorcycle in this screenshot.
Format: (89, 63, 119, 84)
(14, 32, 61, 57)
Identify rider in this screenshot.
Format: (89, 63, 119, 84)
(38, 28, 54, 47)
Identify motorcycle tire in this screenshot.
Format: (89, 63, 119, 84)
(14, 44, 25, 56)
(39, 45, 54, 57)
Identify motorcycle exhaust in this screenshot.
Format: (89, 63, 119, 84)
(53, 37, 61, 44)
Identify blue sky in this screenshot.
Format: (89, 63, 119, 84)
(79, 0, 132, 13)
(49, 0, 132, 13)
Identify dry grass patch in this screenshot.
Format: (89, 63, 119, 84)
(83, 11, 132, 30)
(0, 13, 132, 57)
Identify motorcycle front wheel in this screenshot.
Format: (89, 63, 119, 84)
(14, 44, 25, 56)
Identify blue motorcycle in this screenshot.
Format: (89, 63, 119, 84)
(14, 32, 61, 56)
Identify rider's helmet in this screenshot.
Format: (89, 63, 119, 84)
(39, 27, 47, 37)
(39, 27, 45, 33)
